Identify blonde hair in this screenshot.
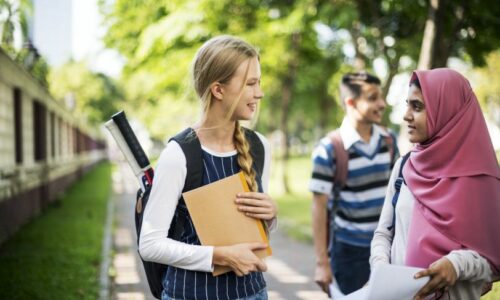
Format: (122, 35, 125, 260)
(192, 35, 259, 191)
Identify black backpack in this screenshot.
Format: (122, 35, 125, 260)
(134, 127, 265, 299)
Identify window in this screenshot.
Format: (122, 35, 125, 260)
(33, 100, 47, 161)
(13, 88, 23, 164)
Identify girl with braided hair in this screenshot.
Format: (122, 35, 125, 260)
(139, 35, 277, 300)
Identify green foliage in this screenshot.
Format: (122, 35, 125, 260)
(99, 0, 500, 143)
(99, 0, 345, 141)
(474, 50, 500, 127)
(1, 0, 49, 86)
(48, 61, 124, 125)
(0, 163, 112, 299)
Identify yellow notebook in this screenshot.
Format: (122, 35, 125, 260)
(182, 172, 272, 276)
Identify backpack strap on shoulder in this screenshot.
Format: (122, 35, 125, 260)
(169, 128, 203, 192)
(242, 127, 265, 179)
(380, 127, 397, 167)
(168, 128, 203, 240)
(387, 152, 411, 231)
(328, 130, 348, 198)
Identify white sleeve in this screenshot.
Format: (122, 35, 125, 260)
(138, 140, 214, 272)
(445, 250, 493, 282)
(370, 157, 402, 269)
(255, 132, 277, 232)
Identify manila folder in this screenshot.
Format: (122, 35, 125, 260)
(182, 172, 272, 276)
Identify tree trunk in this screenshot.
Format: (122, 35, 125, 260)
(382, 54, 401, 99)
(417, 0, 442, 70)
(349, 24, 367, 70)
(280, 32, 300, 194)
(281, 78, 292, 194)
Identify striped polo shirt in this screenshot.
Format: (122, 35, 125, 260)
(164, 147, 266, 300)
(309, 119, 399, 247)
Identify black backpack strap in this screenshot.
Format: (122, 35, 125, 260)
(242, 127, 265, 180)
(170, 128, 203, 192)
(387, 152, 410, 231)
(168, 128, 203, 240)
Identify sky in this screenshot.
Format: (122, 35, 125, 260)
(72, 0, 123, 77)
(33, 0, 123, 77)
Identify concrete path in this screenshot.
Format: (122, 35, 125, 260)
(109, 162, 328, 300)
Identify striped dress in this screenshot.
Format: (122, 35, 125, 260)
(309, 126, 398, 247)
(163, 148, 266, 300)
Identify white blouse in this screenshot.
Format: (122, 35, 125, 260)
(370, 157, 492, 299)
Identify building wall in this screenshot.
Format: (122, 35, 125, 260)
(0, 48, 106, 244)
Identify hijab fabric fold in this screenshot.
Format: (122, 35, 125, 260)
(403, 68, 500, 275)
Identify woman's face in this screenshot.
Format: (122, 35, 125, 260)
(404, 84, 428, 143)
(222, 56, 264, 121)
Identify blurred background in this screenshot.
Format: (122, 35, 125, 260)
(0, 0, 499, 299)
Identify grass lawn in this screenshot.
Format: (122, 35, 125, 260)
(0, 162, 112, 299)
(270, 155, 500, 299)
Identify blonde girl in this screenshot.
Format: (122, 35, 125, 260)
(139, 36, 277, 300)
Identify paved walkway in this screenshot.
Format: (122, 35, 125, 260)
(109, 163, 328, 300)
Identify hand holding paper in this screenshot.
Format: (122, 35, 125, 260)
(413, 257, 457, 300)
(339, 264, 430, 300)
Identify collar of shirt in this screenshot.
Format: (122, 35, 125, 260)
(338, 117, 389, 150)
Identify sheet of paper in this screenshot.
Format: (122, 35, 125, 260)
(329, 281, 345, 299)
(182, 172, 271, 276)
(339, 264, 429, 300)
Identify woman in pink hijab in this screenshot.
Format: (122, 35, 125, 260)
(370, 68, 500, 300)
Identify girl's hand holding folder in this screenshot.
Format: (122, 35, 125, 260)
(213, 242, 268, 276)
(235, 192, 277, 220)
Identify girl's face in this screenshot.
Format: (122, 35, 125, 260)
(404, 84, 428, 143)
(222, 56, 264, 121)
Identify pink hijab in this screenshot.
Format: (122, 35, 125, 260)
(403, 68, 500, 274)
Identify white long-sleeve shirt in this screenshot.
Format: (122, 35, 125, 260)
(139, 132, 275, 272)
(370, 157, 492, 299)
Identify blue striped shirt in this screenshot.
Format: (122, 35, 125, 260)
(309, 123, 399, 247)
(164, 149, 266, 299)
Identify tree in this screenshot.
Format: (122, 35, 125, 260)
(1, 0, 49, 86)
(48, 61, 124, 125)
(417, 0, 500, 69)
(474, 50, 500, 127)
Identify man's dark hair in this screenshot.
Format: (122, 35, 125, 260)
(339, 72, 381, 108)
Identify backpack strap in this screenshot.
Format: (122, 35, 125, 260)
(382, 129, 398, 168)
(168, 128, 203, 240)
(242, 127, 265, 183)
(170, 127, 204, 192)
(328, 130, 348, 198)
(387, 152, 411, 231)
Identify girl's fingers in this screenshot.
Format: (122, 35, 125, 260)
(236, 198, 271, 207)
(238, 206, 270, 213)
(245, 212, 273, 219)
(237, 192, 266, 199)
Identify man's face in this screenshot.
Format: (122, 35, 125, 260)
(351, 83, 386, 124)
